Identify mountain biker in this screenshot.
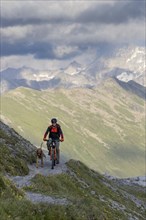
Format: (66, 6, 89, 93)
(43, 118, 64, 164)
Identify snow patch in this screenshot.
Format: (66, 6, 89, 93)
(116, 72, 133, 82)
(33, 74, 54, 81)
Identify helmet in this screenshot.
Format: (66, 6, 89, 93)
(51, 118, 57, 124)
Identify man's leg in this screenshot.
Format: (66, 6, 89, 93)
(56, 141, 60, 164)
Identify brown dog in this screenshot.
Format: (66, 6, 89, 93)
(36, 148, 46, 168)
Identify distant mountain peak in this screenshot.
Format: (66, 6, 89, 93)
(0, 46, 145, 93)
(70, 60, 81, 68)
(64, 60, 82, 76)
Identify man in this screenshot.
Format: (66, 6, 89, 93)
(43, 118, 64, 164)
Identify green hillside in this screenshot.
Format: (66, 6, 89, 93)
(1, 159, 146, 220)
(23, 160, 146, 220)
(1, 79, 145, 177)
(0, 120, 145, 220)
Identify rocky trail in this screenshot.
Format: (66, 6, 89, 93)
(7, 150, 69, 205)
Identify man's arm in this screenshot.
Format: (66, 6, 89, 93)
(43, 127, 50, 140)
(59, 126, 64, 141)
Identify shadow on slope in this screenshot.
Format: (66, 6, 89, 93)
(114, 77, 146, 100)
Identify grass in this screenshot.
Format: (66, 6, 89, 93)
(0, 127, 36, 176)
(0, 173, 125, 220)
(0, 102, 145, 220)
(25, 173, 85, 201)
(0, 174, 81, 220)
(22, 160, 145, 220)
(0, 147, 29, 175)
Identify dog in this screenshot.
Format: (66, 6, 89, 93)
(36, 148, 46, 168)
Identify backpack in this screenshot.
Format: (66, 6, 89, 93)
(49, 124, 60, 133)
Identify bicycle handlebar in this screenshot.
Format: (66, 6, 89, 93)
(43, 139, 61, 142)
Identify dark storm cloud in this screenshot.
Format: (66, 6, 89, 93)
(1, 16, 70, 28)
(1, 17, 47, 28)
(78, 41, 116, 57)
(1, 40, 79, 60)
(1, 40, 55, 58)
(2, 1, 145, 28)
(1, 0, 145, 68)
(77, 1, 145, 24)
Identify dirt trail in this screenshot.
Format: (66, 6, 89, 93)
(8, 151, 69, 205)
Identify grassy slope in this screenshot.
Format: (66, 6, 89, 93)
(0, 160, 145, 220)
(0, 174, 77, 220)
(23, 160, 146, 220)
(1, 79, 145, 177)
(0, 125, 36, 175)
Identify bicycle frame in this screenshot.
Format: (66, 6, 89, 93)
(44, 139, 60, 169)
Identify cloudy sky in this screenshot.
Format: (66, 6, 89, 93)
(1, 0, 145, 71)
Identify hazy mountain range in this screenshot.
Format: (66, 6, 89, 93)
(1, 47, 145, 94)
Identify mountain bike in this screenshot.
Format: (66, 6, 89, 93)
(44, 139, 60, 169)
(50, 140, 57, 169)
